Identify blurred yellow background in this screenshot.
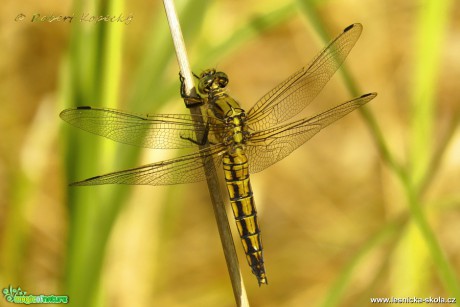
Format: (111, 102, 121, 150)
(1, 0, 459, 306)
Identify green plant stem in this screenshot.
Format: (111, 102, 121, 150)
(401, 172, 460, 298)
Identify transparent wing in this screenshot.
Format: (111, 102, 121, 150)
(246, 93, 376, 173)
(246, 23, 363, 130)
(60, 106, 225, 149)
(70, 144, 226, 186)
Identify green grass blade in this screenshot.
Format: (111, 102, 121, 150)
(62, 0, 127, 306)
(409, 0, 454, 188)
(402, 0, 459, 298)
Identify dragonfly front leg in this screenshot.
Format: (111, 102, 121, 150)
(179, 72, 204, 108)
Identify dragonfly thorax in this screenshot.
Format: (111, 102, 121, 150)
(221, 107, 250, 153)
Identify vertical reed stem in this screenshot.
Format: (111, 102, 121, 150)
(162, 1, 250, 305)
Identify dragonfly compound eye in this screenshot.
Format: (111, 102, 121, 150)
(199, 68, 216, 78)
(215, 71, 229, 88)
(218, 77, 228, 88)
(199, 76, 214, 93)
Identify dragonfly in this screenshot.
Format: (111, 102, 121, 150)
(60, 23, 376, 286)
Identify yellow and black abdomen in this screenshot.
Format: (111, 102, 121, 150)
(222, 150, 267, 285)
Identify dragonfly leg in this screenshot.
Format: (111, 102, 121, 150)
(179, 121, 211, 146)
(179, 72, 204, 108)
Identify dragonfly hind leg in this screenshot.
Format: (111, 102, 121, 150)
(179, 121, 211, 146)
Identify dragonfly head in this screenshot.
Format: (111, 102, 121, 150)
(197, 69, 229, 95)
